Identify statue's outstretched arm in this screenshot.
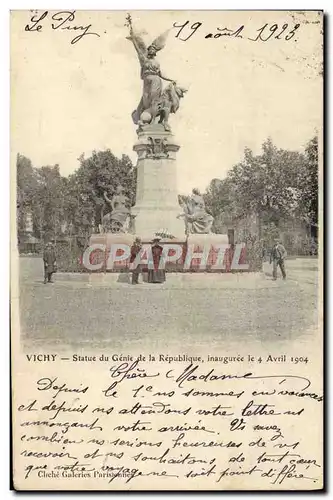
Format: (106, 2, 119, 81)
(127, 31, 147, 67)
(160, 72, 176, 83)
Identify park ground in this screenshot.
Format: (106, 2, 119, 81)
(17, 256, 319, 352)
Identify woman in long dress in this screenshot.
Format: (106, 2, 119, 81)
(148, 238, 166, 283)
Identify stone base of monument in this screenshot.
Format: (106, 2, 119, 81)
(85, 231, 260, 274)
(89, 232, 135, 249)
(87, 233, 185, 273)
(185, 233, 231, 272)
(132, 124, 185, 239)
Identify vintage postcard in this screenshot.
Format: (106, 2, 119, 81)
(11, 10, 323, 491)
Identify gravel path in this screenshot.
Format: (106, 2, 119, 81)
(18, 257, 319, 352)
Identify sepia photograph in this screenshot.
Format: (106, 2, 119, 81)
(11, 9, 323, 491)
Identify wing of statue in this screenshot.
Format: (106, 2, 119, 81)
(130, 30, 147, 52)
(151, 29, 170, 51)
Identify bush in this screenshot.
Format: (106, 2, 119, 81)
(55, 238, 85, 272)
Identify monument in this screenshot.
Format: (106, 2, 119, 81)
(126, 13, 224, 242)
(126, 14, 187, 239)
(88, 14, 230, 271)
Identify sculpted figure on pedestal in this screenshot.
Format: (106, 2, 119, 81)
(178, 189, 214, 234)
(125, 14, 187, 132)
(101, 185, 132, 233)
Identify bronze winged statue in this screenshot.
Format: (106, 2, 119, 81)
(125, 14, 187, 131)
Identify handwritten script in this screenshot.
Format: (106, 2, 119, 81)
(16, 359, 323, 489)
(25, 11, 101, 45)
(24, 12, 302, 47)
(173, 20, 301, 43)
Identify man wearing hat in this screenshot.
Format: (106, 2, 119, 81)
(148, 237, 166, 284)
(130, 237, 142, 285)
(270, 239, 287, 280)
(43, 239, 57, 284)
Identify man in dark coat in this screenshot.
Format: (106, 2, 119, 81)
(43, 240, 57, 284)
(270, 239, 287, 280)
(148, 237, 166, 283)
(130, 237, 142, 285)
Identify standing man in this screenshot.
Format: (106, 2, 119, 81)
(130, 237, 142, 285)
(270, 239, 287, 280)
(43, 239, 57, 284)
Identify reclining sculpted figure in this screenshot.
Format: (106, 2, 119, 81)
(178, 189, 214, 234)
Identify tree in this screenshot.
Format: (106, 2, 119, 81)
(204, 177, 238, 233)
(16, 154, 38, 234)
(228, 140, 305, 231)
(200, 135, 321, 254)
(16, 149, 137, 243)
(32, 165, 65, 240)
(65, 150, 136, 236)
(297, 136, 318, 230)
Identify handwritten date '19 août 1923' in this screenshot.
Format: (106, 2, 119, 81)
(173, 20, 300, 42)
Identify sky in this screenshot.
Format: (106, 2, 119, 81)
(11, 10, 322, 193)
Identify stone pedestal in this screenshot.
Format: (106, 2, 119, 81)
(132, 124, 185, 239)
(187, 233, 229, 247)
(186, 233, 231, 271)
